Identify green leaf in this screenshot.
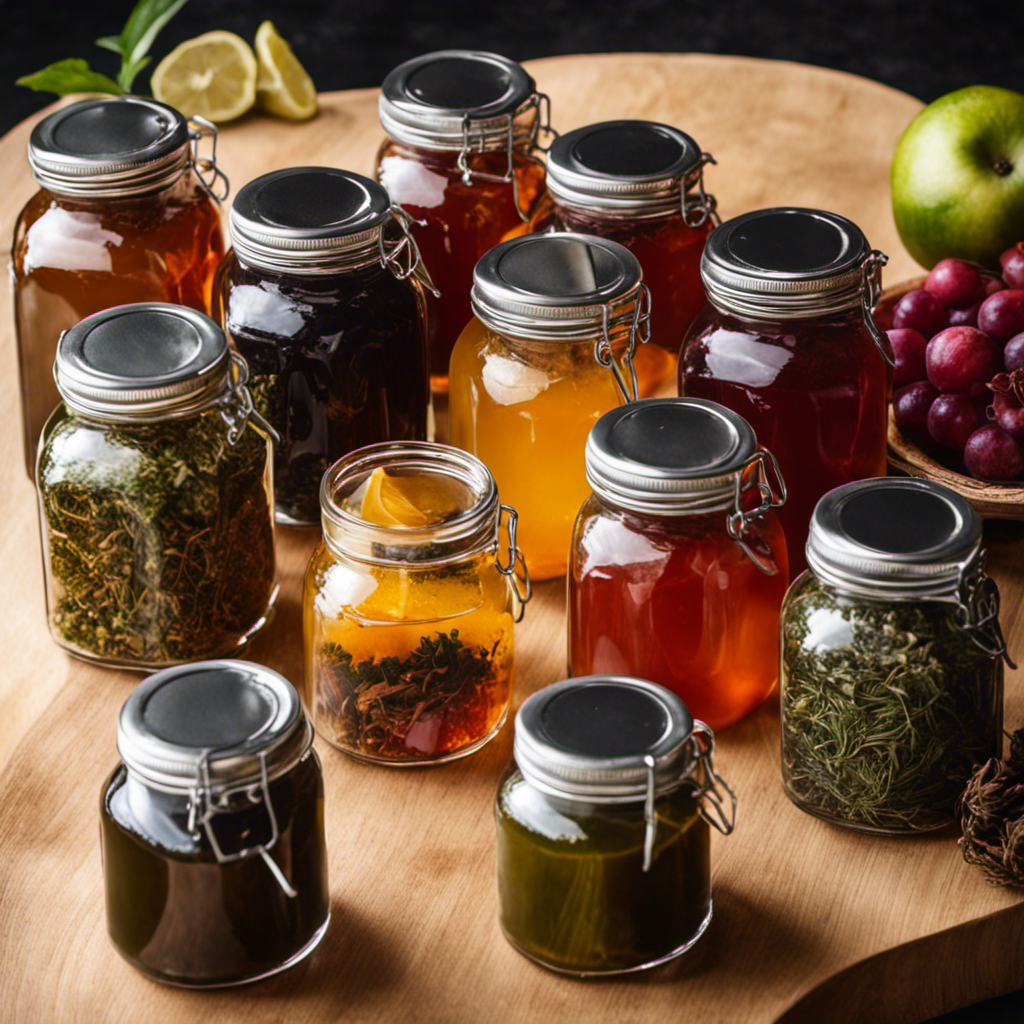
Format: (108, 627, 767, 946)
(118, 55, 152, 93)
(16, 59, 123, 97)
(119, 0, 190, 72)
(94, 35, 124, 55)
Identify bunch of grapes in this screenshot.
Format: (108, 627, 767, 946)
(889, 243, 1024, 482)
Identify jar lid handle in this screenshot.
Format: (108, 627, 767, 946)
(689, 722, 737, 836)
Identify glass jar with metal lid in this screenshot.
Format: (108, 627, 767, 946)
(101, 659, 330, 987)
(569, 398, 788, 729)
(375, 49, 553, 395)
(679, 207, 892, 578)
(496, 674, 735, 975)
(450, 232, 650, 580)
(526, 120, 717, 396)
(781, 477, 1011, 834)
(14, 96, 227, 478)
(304, 440, 529, 764)
(213, 166, 434, 526)
(36, 303, 276, 669)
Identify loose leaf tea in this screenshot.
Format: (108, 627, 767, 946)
(781, 579, 1001, 832)
(39, 407, 275, 665)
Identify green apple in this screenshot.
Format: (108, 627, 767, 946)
(891, 85, 1024, 271)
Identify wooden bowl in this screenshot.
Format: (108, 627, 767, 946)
(880, 276, 1024, 520)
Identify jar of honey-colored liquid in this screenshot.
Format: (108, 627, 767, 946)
(376, 49, 552, 397)
(527, 120, 717, 396)
(14, 97, 226, 476)
(449, 233, 650, 580)
(679, 208, 891, 578)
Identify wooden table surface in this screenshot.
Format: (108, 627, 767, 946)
(2, 53, 1022, 1024)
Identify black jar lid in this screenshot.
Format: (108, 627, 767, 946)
(472, 232, 643, 340)
(546, 120, 701, 213)
(379, 49, 536, 150)
(55, 302, 232, 422)
(117, 660, 311, 794)
(806, 477, 982, 600)
(28, 97, 191, 197)
(586, 398, 758, 515)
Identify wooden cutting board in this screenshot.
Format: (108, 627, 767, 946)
(2, 53, 1022, 1024)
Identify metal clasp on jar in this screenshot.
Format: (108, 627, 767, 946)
(594, 283, 652, 403)
(219, 351, 281, 446)
(955, 555, 1016, 667)
(862, 249, 895, 367)
(726, 446, 787, 574)
(379, 204, 441, 297)
(496, 503, 532, 622)
(681, 152, 720, 228)
(188, 116, 230, 202)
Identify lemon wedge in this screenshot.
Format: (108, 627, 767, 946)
(360, 468, 469, 527)
(254, 20, 318, 121)
(151, 30, 257, 123)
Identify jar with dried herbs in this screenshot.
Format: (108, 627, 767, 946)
(14, 97, 226, 478)
(781, 478, 1010, 834)
(304, 441, 529, 764)
(37, 303, 276, 669)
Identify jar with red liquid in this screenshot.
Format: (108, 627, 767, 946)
(375, 50, 552, 401)
(527, 120, 717, 396)
(679, 208, 891, 577)
(569, 398, 788, 730)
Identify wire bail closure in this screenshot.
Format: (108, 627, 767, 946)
(955, 555, 1016, 668)
(496, 503, 532, 622)
(220, 351, 281, 447)
(681, 152, 720, 228)
(379, 204, 440, 297)
(593, 283, 652, 403)
(188, 116, 229, 203)
(688, 721, 737, 835)
(727, 447, 787, 575)
(862, 249, 894, 367)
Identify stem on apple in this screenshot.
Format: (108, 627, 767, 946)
(993, 157, 1014, 176)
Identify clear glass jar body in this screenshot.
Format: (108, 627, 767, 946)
(100, 750, 329, 987)
(780, 571, 1003, 833)
(679, 307, 888, 578)
(375, 137, 546, 391)
(569, 495, 788, 730)
(37, 404, 276, 668)
(449, 320, 624, 580)
(212, 251, 430, 525)
(495, 764, 711, 975)
(13, 172, 224, 476)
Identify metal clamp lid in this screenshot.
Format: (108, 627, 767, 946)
(495, 504, 531, 622)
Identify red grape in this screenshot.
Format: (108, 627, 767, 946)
(924, 258, 987, 308)
(977, 290, 1024, 345)
(1004, 333, 1024, 373)
(893, 381, 939, 444)
(947, 303, 980, 328)
(928, 393, 981, 449)
(990, 389, 1024, 440)
(893, 289, 948, 338)
(964, 424, 1024, 481)
(1001, 243, 1024, 290)
(985, 276, 1006, 296)
(888, 328, 929, 385)
(925, 327, 1002, 398)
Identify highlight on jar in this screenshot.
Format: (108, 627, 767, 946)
(304, 441, 531, 765)
(449, 232, 651, 580)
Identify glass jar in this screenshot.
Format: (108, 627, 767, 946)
(526, 120, 717, 396)
(679, 207, 892, 578)
(304, 441, 529, 764)
(37, 303, 276, 669)
(14, 97, 226, 477)
(213, 166, 433, 526)
(101, 659, 330, 987)
(781, 478, 1010, 834)
(569, 398, 788, 730)
(375, 49, 552, 396)
(496, 674, 735, 975)
(450, 232, 650, 580)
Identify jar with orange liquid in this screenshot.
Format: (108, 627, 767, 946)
(375, 50, 552, 399)
(449, 233, 650, 580)
(524, 120, 717, 396)
(13, 97, 226, 476)
(304, 442, 529, 765)
(569, 398, 789, 730)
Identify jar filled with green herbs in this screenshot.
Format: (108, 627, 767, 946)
(780, 477, 1011, 834)
(37, 303, 278, 669)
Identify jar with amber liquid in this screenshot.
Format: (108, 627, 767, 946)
(525, 120, 717, 395)
(214, 167, 432, 526)
(569, 398, 788, 730)
(376, 49, 552, 398)
(450, 233, 650, 580)
(679, 208, 892, 577)
(304, 442, 529, 764)
(14, 97, 226, 476)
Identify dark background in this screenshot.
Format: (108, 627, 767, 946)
(4, 1, 1024, 1021)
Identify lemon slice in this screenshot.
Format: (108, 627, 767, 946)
(254, 20, 318, 121)
(151, 30, 257, 123)
(360, 468, 469, 527)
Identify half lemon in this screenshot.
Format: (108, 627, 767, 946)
(255, 20, 318, 121)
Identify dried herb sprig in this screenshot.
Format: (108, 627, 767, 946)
(782, 582, 1000, 832)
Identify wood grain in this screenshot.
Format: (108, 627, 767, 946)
(1, 54, 1020, 1024)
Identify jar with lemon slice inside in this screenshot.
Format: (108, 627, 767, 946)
(304, 442, 529, 764)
